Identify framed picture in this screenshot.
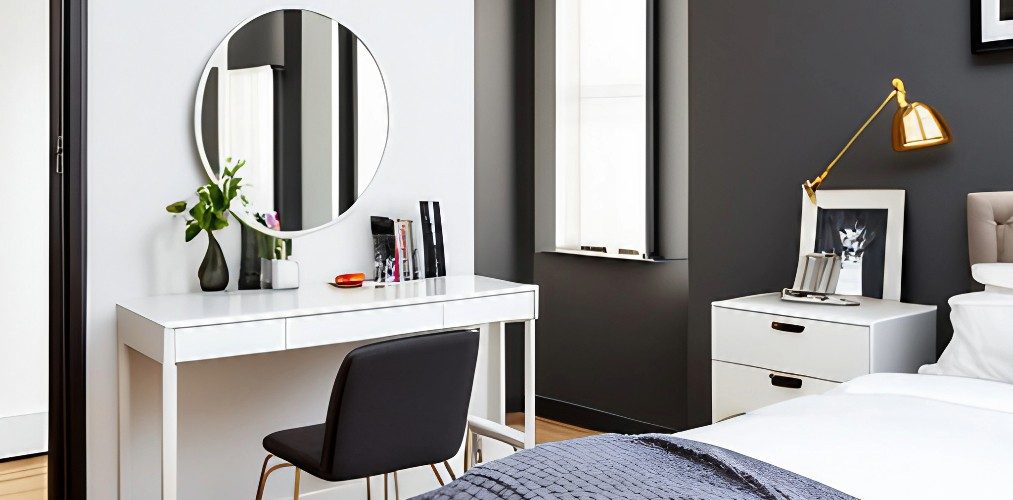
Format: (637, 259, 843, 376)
(972, 0, 1013, 53)
(798, 189, 905, 300)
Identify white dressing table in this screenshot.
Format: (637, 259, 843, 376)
(116, 275, 537, 499)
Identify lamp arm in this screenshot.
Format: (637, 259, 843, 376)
(807, 89, 899, 190)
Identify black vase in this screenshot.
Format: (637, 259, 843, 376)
(238, 223, 261, 290)
(198, 230, 229, 292)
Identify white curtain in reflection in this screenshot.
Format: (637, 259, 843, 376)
(220, 65, 275, 212)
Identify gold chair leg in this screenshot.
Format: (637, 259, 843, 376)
(430, 464, 445, 486)
(256, 454, 274, 500)
(443, 461, 456, 481)
(367, 476, 372, 500)
(257, 462, 293, 500)
(384, 473, 389, 500)
(293, 468, 301, 500)
(393, 470, 400, 500)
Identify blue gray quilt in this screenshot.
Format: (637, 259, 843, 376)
(416, 434, 854, 499)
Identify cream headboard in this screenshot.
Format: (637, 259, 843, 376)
(968, 192, 1013, 266)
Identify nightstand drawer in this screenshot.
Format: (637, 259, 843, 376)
(712, 307, 869, 382)
(712, 361, 839, 423)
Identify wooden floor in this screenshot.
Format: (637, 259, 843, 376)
(506, 413, 600, 443)
(0, 417, 589, 499)
(0, 456, 46, 500)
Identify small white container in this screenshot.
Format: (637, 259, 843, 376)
(270, 259, 300, 289)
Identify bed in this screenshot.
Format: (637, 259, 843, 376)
(420, 192, 1013, 499)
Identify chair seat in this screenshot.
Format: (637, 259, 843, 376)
(263, 424, 329, 479)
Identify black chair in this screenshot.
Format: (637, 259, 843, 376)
(255, 330, 480, 499)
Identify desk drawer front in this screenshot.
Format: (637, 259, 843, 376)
(712, 307, 869, 382)
(174, 319, 285, 362)
(444, 292, 535, 328)
(286, 303, 444, 349)
(712, 361, 838, 423)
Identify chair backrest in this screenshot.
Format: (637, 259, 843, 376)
(968, 191, 1013, 266)
(320, 330, 479, 480)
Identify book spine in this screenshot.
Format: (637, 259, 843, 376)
(401, 220, 418, 280)
(395, 220, 415, 282)
(420, 201, 437, 278)
(371, 216, 397, 283)
(433, 201, 447, 277)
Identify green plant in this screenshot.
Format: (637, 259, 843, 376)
(166, 158, 247, 241)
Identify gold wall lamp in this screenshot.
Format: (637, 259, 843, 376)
(803, 78, 951, 204)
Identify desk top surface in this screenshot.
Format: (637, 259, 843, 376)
(118, 275, 537, 328)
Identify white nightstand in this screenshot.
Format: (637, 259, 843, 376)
(711, 292, 936, 423)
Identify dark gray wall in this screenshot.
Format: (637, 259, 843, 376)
(687, 0, 1013, 426)
(476, 0, 690, 429)
(534, 255, 688, 428)
(475, 0, 535, 410)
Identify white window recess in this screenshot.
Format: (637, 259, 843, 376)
(535, 0, 687, 262)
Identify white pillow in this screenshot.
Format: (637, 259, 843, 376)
(919, 290, 1013, 384)
(972, 263, 1013, 292)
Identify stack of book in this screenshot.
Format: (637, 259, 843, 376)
(370, 201, 447, 283)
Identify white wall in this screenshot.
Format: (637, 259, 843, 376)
(88, 1, 474, 497)
(0, 0, 49, 459)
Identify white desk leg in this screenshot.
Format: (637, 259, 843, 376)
(523, 320, 536, 449)
(486, 322, 506, 423)
(118, 341, 130, 499)
(162, 332, 178, 499)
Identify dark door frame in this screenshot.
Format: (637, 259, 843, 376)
(49, 0, 87, 497)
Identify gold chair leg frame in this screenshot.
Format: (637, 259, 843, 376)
(255, 454, 294, 500)
(383, 473, 389, 500)
(393, 470, 400, 500)
(367, 476, 372, 500)
(293, 468, 301, 499)
(443, 460, 456, 481)
(430, 464, 445, 486)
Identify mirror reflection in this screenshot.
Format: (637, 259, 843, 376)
(196, 9, 388, 234)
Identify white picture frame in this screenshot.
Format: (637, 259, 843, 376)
(798, 189, 905, 300)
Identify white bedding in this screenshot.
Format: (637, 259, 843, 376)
(677, 373, 1013, 499)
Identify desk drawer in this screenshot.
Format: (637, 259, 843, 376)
(286, 303, 444, 349)
(712, 307, 869, 382)
(712, 361, 838, 423)
(444, 292, 535, 328)
(174, 319, 285, 362)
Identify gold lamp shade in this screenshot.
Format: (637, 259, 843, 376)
(803, 78, 951, 204)
(892, 101, 951, 151)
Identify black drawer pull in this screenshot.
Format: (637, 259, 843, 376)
(770, 321, 805, 333)
(769, 374, 803, 389)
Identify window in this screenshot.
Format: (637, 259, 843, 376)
(554, 0, 652, 258)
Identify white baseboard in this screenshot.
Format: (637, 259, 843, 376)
(0, 412, 47, 459)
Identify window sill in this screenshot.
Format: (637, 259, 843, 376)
(538, 248, 672, 263)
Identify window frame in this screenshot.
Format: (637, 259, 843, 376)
(541, 0, 659, 261)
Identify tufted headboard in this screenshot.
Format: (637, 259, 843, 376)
(967, 192, 1013, 266)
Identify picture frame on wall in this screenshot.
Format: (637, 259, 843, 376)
(972, 0, 1013, 53)
(798, 189, 905, 300)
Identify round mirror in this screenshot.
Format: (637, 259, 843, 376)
(194, 9, 389, 237)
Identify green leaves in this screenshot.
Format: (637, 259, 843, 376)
(168, 157, 248, 242)
(184, 220, 201, 242)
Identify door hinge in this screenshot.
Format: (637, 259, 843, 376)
(55, 135, 64, 174)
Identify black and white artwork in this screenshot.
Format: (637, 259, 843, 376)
(814, 208, 888, 299)
(973, 0, 1013, 52)
(799, 189, 904, 300)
